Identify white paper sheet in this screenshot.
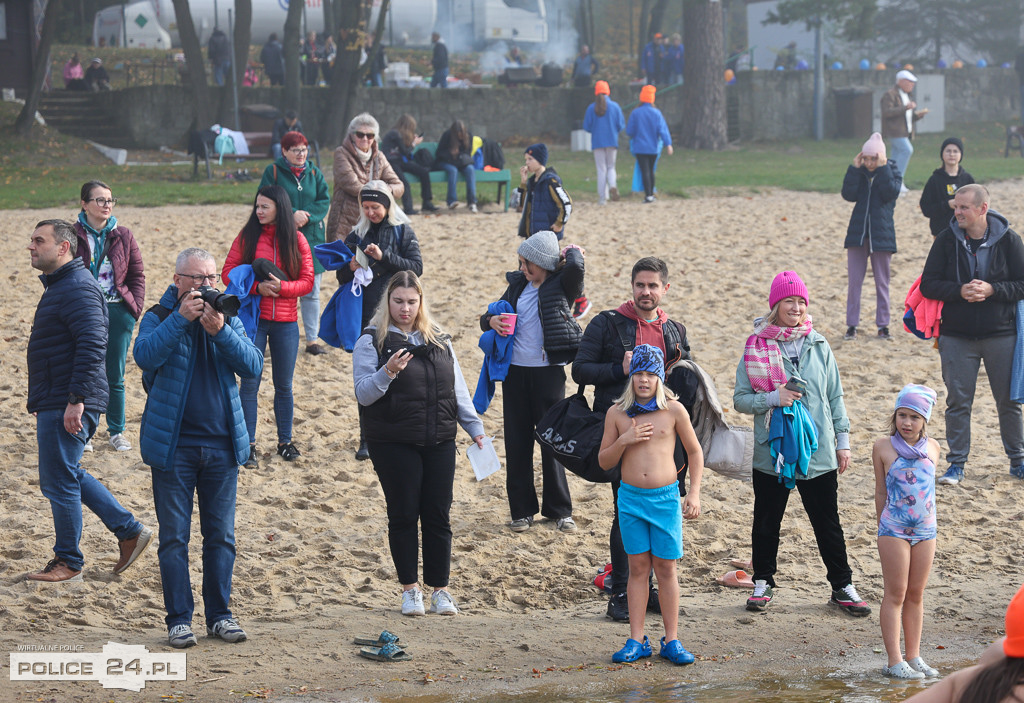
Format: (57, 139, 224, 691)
(467, 436, 501, 481)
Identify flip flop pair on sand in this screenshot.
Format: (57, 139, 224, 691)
(354, 630, 412, 662)
(717, 559, 755, 588)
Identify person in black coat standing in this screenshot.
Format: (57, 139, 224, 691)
(431, 32, 449, 88)
(919, 137, 975, 237)
(480, 231, 584, 534)
(26, 219, 152, 583)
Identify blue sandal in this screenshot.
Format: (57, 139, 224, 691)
(612, 636, 652, 663)
(359, 641, 411, 662)
(352, 629, 399, 647)
(659, 637, 695, 665)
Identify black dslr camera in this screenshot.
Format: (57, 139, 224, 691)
(197, 286, 240, 317)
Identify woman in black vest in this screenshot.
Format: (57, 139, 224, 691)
(353, 271, 485, 617)
(479, 230, 584, 534)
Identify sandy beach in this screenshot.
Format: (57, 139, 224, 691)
(2, 181, 1023, 702)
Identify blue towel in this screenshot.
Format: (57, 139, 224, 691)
(767, 400, 819, 489)
(313, 242, 362, 351)
(1012, 300, 1024, 403)
(473, 300, 516, 414)
(223, 264, 261, 339)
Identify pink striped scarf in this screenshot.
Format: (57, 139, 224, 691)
(742, 316, 814, 393)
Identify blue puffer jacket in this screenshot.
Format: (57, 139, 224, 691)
(626, 103, 672, 154)
(841, 161, 902, 253)
(517, 167, 573, 240)
(28, 258, 109, 413)
(133, 285, 264, 470)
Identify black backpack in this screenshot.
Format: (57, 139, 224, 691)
(482, 138, 505, 169)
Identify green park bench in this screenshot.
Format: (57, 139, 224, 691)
(413, 142, 511, 212)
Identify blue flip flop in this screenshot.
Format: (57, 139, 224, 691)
(353, 629, 399, 647)
(359, 641, 411, 662)
(612, 636, 652, 663)
(659, 637, 695, 665)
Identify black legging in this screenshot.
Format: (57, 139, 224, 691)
(388, 158, 433, 210)
(636, 153, 657, 197)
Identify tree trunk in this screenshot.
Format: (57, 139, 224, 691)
(681, 0, 726, 150)
(283, 0, 304, 110)
(364, 0, 390, 83)
(322, 1, 368, 146)
(647, 0, 669, 38)
(171, 0, 212, 127)
(233, 0, 252, 88)
(15, 0, 62, 135)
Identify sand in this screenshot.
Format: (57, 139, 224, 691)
(2, 182, 1023, 702)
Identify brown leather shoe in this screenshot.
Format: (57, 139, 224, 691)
(114, 526, 154, 574)
(609, 186, 620, 202)
(28, 558, 82, 582)
(305, 343, 329, 356)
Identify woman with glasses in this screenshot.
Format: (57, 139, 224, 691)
(259, 131, 331, 356)
(73, 180, 145, 452)
(223, 185, 314, 467)
(326, 113, 404, 244)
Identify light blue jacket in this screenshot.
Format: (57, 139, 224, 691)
(134, 285, 264, 470)
(583, 99, 625, 150)
(626, 103, 672, 155)
(733, 329, 849, 480)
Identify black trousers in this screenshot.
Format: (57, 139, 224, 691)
(636, 153, 657, 197)
(368, 440, 456, 587)
(751, 469, 853, 590)
(502, 364, 573, 521)
(388, 157, 433, 210)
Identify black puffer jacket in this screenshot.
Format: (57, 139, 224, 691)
(27, 258, 109, 413)
(479, 248, 584, 365)
(337, 222, 423, 327)
(841, 161, 901, 253)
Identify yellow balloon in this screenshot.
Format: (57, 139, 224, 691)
(724, 69, 735, 82)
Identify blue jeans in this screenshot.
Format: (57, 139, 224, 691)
(437, 162, 476, 206)
(151, 446, 238, 627)
(300, 272, 323, 343)
(431, 68, 448, 88)
(272, 143, 283, 161)
(889, 137, 913, 184)
(37, 408, 141, 571)
(213, 60, 231, 86)
(241, 319, 299, 444)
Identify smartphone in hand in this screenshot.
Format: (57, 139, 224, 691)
(784, 376, 807, 394)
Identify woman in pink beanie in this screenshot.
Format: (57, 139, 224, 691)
(841, 131, 902, 341)
(734, 271, 869, 618)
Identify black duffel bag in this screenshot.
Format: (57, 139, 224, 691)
(535, 386, 619, 483)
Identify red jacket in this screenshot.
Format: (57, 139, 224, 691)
(222, 226, 314, 322)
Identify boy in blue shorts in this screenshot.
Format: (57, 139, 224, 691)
(598, 344, 704, 665)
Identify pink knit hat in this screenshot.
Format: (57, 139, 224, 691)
(768, 271, 809, 309)
(862, 132, 886, 161)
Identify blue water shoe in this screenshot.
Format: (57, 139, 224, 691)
(612, 636, 652, 663)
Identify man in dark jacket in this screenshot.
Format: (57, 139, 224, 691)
(431, 32, 449, 88)
(571, 256, 691, 621)
(134, 247, 263, 648)
(260, 33, 285, 86)
(26, 219, 152, 583)
(208, 28, 232, 86)
(921, 184, 1024, 486)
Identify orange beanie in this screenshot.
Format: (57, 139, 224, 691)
(640, 85, 656, 104)
(1005, 583, 1024, 657)
(594, 80, 610, 96)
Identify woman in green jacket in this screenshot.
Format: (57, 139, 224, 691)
(733, 271, 870, 618)
(259, 131, 331, 355)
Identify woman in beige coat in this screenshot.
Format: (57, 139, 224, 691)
(326, 113, 404, 242)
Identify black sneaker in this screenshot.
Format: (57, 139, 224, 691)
(878, 326, 892, 340)
(830, 584, 871, 617)
(243, 444, 259, 469)
(355, 441, 370, 461)
(606, 592, 629, 622)
(647, 586, 661, 614)
(843, 326, 857, 340)
(422, 202, 440, 212)
(277, 442, 301, 461)
(746, 580, 773, 611)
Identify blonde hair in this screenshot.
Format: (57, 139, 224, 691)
(764, 299, 807, 327)
(613, 373, 676, 413)
(368, 270, 446, 350)
(352, 179, 411, 236)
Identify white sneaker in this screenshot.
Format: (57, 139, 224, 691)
(109, 433, 131, 451)
(556, 517, 578, 533)
(468, 203, 478, 213)
(83, 441, 94, 452)
(401, 587, 425, 616)
(430, 589, 459, 615)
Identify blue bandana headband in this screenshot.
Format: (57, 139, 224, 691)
(629, 344, 665, 381)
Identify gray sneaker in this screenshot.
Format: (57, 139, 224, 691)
(509, 516, 534, 533)
(109, 433, 131, 451)
(556, 517, 578, 533)
(168, 623, 197, 648)
(207, 617, 247, 643)
(430, 589, 459, 615)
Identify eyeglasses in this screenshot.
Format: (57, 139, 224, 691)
(87, 198, 117, 206)
(176, 273, 221, 284)
(353, 131, 375, 140)
(288, 147, 309, 155)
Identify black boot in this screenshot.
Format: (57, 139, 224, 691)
(356, 440, 370, 461)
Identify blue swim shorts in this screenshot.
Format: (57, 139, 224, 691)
(617, 480, 683, 560)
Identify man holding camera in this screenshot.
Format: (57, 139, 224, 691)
(27, 219, 152, 583)
(134, 247, 263, 648)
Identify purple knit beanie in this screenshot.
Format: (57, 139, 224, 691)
(768, 271, 809, 309)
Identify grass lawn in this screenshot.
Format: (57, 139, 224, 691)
(2, 97, 1022, 210)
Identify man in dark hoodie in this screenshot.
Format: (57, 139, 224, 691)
(572, 256, 691, 622)
(918, 136, 975, 236)
(516, 143, 586, 315)
(921, 184, 1024, 486)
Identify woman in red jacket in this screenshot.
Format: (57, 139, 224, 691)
(223, 185, 314, 466)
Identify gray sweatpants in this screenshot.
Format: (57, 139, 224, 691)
(938, 333, 1024, 467)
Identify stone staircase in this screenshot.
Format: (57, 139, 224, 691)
(38, 92, 133, 148)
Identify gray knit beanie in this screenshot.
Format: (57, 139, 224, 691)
(518, 230, 560, 272)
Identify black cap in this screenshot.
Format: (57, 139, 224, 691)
(940, 137, 964, 161)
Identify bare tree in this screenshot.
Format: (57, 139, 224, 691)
(15, 0, 62, 136)
(647, 0, 670, 38)
(232, 0, 252, 88)
(680, 0, 726, 150)
(321, 0, 371, 146)
(283, 0, 304, 109)
(171, 0, 212, 127)
(363, 0, 390, 84)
